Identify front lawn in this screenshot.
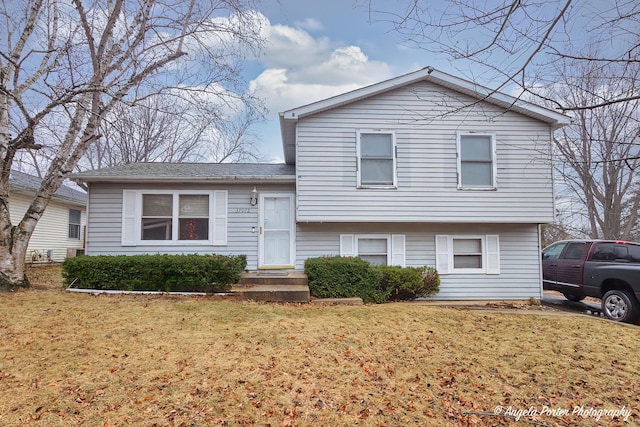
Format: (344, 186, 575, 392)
(0, 267, 637, 426)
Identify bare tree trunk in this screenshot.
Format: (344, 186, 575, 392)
(0, 231, 31, 291)
(1, 0, 263, 289)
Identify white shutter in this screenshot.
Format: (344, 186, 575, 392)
(486, 234, 500, 274)
(340, 234, 355, 257)
(213, 190, 227, 245)
(121, 190, 138, 246)
(391, 234, 406, 267)
(435, 235, 450, 274)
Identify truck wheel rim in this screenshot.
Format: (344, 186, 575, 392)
(604, 295, 627, 320)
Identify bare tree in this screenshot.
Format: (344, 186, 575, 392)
(78, 95, 264, 172)
(0, 0, 263, 290)
(366, 0, 640, 111)
(541, 223, 574, 248)
(205, 109, 265, 163)
(550, 60, 640, 239)
(86, 99, 204, 168)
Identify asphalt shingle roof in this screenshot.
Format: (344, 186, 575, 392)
(9, 170, 87, 204)
(71, 162, 295, 183)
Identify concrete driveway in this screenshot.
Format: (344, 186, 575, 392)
(541, 292, 603, 318)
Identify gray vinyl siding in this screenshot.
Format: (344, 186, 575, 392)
(295, 80, 555, 223)
(85, 182, 294, 270)
(296, 223, 542, 300)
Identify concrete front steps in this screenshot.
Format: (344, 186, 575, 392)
(233, 271, 310, 303)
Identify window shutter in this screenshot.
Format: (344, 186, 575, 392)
(121, 190, 137, 246)
(340, 234, 355, 257)
(435, 235, 450, 274)
(486, 234, 500, 274)
(213, 190, 227, 245)
(391, 234, 406, 267)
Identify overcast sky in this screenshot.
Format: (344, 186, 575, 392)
(244, 0, 459, 162)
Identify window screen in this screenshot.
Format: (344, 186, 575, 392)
(359, 132, 394, 186)
(453, 238, 483, 269)
(141, 194, 173, 240)
(460, 134, 494, 187)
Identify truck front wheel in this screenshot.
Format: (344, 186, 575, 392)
(602, 290, 640, 323)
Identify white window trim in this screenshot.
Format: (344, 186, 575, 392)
(456, 132, 497, 190)
(340, 233, 406, 267)
(356, 129, 397, 189)
(122, 189, 227, 247)
(436, 234, 500, 275)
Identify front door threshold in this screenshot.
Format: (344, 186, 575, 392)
(258, 266, 295, 270)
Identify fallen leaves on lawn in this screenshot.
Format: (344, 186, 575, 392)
(0, 267, 637, 426)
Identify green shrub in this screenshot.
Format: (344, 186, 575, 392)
(62, 254, 246, 293)
(305, 256, 440, 303)
(376, 265, 440, 300)
(304, 256, 389, 303)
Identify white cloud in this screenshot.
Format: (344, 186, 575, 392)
(249, 68, 365, 114)
(249, 14, 393, 115)
(294, 18, 324, 31)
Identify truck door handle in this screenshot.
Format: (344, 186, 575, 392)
(571, 265, 580, 268)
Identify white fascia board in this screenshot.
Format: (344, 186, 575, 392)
(280, 67, 571, 126)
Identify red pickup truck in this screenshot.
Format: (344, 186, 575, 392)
(542, 240, 640, 323)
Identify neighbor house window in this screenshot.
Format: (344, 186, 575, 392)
(122, 190, 227, 246)
(457, 133, 496, 188)
(357, 130, 396, 187)
(435, 234, 500, 274)
(68, 209, 81, 240)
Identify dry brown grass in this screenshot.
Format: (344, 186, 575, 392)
(0, 267, 638, 426)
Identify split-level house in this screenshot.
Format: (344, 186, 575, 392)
(9, 170, 87, 262)
(72, 68, 570, 300)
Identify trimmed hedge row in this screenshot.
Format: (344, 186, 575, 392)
(304, 256, 439, 303)
(63, 254, 246, 293)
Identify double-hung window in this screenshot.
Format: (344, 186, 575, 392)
(178, 195, 210, 240)
(357, 130, 396, 187)
(436, 234, 500, 274)
(122, 190, 227, 246)
(140, 193, 210, 241)
(357, 236, 389, 266)
(340, 234, 406, 267)
(141, 194, 173, 240)
(452, 238, 483, 269)
(68, 209, 81, 240)
(457, 133, 496, 189)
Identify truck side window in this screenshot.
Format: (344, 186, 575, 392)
(592, 244, 616, 261)
(564, 242, 587, 260)
(626, 245, 640, 262)
(542, 242, 566, 260)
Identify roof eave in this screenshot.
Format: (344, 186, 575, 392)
(72, 175, 296, 185)
(10, 185, 86, 205)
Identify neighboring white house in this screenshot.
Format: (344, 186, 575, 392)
(72, 67, 570, 300)
(9, 170, 87, 263)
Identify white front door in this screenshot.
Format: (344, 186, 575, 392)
(259, 194, 295, 268)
